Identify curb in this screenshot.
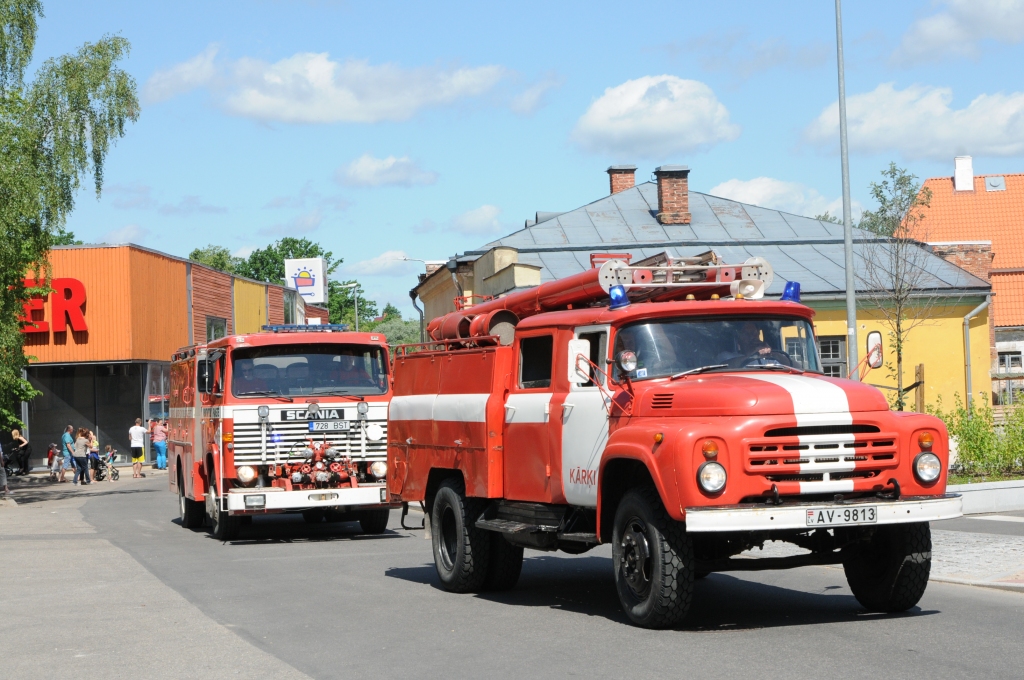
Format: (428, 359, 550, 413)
(949, 479, 1024, 514)
(930, 575, 1024, 594)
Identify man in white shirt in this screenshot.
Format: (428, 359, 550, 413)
(128, 418, 148, 479)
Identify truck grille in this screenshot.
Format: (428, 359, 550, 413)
(231, 421, 387, 465)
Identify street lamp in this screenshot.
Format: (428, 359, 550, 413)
(339, 282, 359, 332)
(835, 0, 859, 379)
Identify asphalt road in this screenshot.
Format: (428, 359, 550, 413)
(8, 477, 1024, 679)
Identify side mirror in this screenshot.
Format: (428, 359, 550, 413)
(567, 338, 591, 384)
(866, 331, 883, 369)
(196, 360, 214, 394)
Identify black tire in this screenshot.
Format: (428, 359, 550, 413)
(358, 508, 391, 534)
(178, 471, 204, 529)
(207, 476, 240, 541)
(842, 522, 931, 612)
(483, 534, 524, 591)
(302, 508, 326, 524)
(612, 485, 694, 628)
(324, 509, 348, 523)
(112, 468, 119, 481)
(430, 478, 490, 593)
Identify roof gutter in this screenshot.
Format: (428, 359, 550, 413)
(964, 296, 990, 410)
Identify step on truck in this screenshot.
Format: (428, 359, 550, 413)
(170, 325, 397, 541)
(387, 251, 963, 628)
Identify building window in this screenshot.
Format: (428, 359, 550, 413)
(283, 290, 297, 325)
(206, 316, 227, 341)
(998, 352, 1022, 372)
(818, 336, 846, 378)
(519, 335, 553, 389)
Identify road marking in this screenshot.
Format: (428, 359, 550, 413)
(969, 515, 1024, 523)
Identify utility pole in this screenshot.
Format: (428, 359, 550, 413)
(835, 0, 859, 378)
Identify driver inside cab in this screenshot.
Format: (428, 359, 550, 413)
(717, 321, 772, 364)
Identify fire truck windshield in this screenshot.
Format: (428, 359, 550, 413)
(231, 344, 387, 397)
(612, 316, 821, 381)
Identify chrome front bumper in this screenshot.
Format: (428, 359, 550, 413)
(684, 493, 962, 532)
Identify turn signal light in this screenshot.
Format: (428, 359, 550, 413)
(222, 433, 233, 442)
(702, 440, 719, 459)
(918, 432, 934, 450)
(653, 433, 664, 444)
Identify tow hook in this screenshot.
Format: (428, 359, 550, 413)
(767, 484, 782, 506)
(876, 478, 901, 500)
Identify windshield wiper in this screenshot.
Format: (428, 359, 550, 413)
(234, 390, 293, 402)
(670, 364, 728, 380)
(742, 363, 805, 374)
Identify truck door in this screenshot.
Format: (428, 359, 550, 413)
(560, 326, 609, 508)
(503, 333, 555, 502)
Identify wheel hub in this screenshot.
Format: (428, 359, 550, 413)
(620, 518, 652, 598)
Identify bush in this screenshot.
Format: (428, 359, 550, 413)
(930, 393, 1024, 478)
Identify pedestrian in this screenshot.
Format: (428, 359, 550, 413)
(88, 430, 100, 482)
(73, 428, 90, 485)
(151, 419, 168, 470)
(129, 418, 147, 479)
(10, 429, 31, 475)
(0, 451, 8, 498)
(59, 425, 74, 483)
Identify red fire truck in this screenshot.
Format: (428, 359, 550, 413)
(170, 325, 396, 541)
(388, 252, 963, 628)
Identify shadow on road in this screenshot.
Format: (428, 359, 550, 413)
(169, 513, 410, 545)
(9, 482, 157, 505)
(385, 554, 939, 630)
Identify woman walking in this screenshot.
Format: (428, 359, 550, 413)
(152, 419, 168, 470)
(10, 429, 31, 475)
(73, 428, 91, 486)
(88, 430, 101, 482)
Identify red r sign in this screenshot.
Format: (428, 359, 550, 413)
(20, 278, 88, 333)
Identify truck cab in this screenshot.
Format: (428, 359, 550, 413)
(170, 325, 396, 540)
(388, 252, 962, 628)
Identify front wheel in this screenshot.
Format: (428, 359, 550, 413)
(842, 522, 931, 612)
(207, 477, 240, 541)
(302, 508, 326, 524)
(430, 478, 490, 593)
(178, 471, 204, 528)
(612, 486, 694, 628)
(357, 508, 391, 534)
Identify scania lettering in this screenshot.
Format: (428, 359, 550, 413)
(387, 251, 962, 628)
(169, 325, 396, 540)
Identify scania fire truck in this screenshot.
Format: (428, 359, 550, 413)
(387, 251, 963, 628)
(170, 325, 395, 541)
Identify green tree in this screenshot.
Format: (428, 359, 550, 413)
(370, 314, 421, 346)
(857, 163, 938, 411)
(329, 280, 378, 329)
(0, 1, 139, 429)
(235, 237, 340, 283)
(188, 244, 242, 273)
(814, 211, 841, 224)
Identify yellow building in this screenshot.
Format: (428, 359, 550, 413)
(413, 165, 992, 412)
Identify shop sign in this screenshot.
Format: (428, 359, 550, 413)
(284, 257, 325, 304)
(19, 278, 88, 334)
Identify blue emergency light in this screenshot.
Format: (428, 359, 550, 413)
(608, 284, 631, 310)
(780, 281, 801, 303)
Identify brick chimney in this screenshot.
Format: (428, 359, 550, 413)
(607, 165, 636, 194)
(929, 241, 993, 283)
(654, 165, 691, 224)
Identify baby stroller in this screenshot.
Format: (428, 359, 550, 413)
(94, 450, 119, 482)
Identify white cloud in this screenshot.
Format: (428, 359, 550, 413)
(158, 196, 227, 216)
(572, 75, 740, 158)
(344, 250, 418, 277)
(685, 32, 829, 80)
(338, 154, 438, 187)
(450, 205, 504, 236)
(709, 177, 863, 222)
(102, 224, 150, 244)
(143, 44, 219, 104)
(510, 73, 563, 115)
(264, 182, 350, 211)
(232, 246, 256, 259)
(107, 183, 157, 210)
(804, 82, 1024, 160)
(893, 0, 1024, 65)
(258, 209, 323, 236)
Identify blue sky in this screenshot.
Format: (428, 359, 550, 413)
(38, 0, 1024, 315)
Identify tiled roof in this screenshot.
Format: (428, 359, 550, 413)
(461, 182, 989, 299)
(913, 174, 1024, 269)
(993, 273, 1024, 328)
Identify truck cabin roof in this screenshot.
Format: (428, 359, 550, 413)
(513, 299, 815, 331)
(172, 330, 389, 361)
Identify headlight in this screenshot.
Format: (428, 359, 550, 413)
(257, 405, 270, 419)
(365, 423, 384, 442)
(914, 452, 942, 484)
(236, 465, 258, 485)
(617, 351, 638, 373)
(357, 401, 369, 416)
(697, 461, 727, 494)
(370, 461, 387, 479)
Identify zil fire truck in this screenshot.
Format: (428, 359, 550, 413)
(169, 325, 396, 541)
(387, 251, 963, 628)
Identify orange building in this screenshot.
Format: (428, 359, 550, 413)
(19, 244, 328, 464)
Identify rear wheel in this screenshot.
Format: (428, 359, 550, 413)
(302, 508, 326, 524)
(843, 522, 931, 612)
(207, 474, 240, 541)
(430, 478, 490, 593)
(357, 508, 391, 534)
(483, 534, 524, 591)
(612, 485, 694, 628)
(178, 470, 204, 529)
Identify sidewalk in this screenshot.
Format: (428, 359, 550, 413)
(1, 466, 168, 507)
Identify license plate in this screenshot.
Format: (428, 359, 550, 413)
(309, 420, 350, 432)
(806, 506, 877, 527)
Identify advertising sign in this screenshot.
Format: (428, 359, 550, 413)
(284, 258, 326, 304)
